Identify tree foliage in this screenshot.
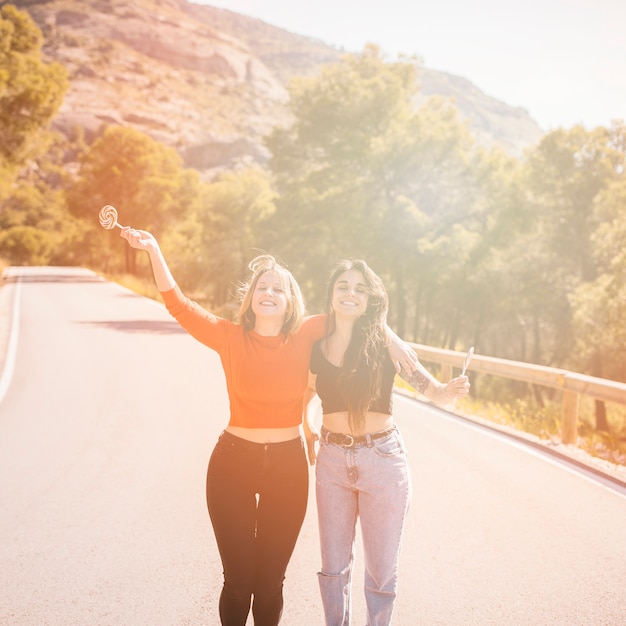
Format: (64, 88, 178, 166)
(570, 124, 626, 381)
(260, 43, 626, 400)
(0, 4, 67, 196)
(265, 45, 488, 341)
(517, 123, 626, 368)
(161, 167, 276, 312)
(0, 178, 79, 265)
(65, 125, 201, 273)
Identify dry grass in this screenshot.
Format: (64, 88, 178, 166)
(108, 272, 160, 301)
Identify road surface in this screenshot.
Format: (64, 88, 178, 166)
(1, 267, 625, 625)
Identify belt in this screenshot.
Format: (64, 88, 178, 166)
(321, 425, 396, 448)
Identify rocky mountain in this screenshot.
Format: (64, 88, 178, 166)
(15, 0, 544, 176)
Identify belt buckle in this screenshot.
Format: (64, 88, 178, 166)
(340, 434, 355, 447)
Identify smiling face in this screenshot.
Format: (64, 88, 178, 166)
(325, 260, 389, 331)
(251, 269, 289, 321)
(332, 269, 369, 320)
(238, 254, 305, 334)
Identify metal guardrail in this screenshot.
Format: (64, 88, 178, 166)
(408, 344, 626, 444)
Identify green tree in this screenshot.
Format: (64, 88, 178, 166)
(519, 124, 623, 367)
(66, 125, 201, 273)
(161, 167, 276, 313)
(265, 45, 480, 337)
(447, 148, 529, 360)
(0, 4, 67, 196)
(571, 136, 626, 383)
(0, 180, 79, 265)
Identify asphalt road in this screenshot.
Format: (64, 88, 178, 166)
(1, 267, 625, 626)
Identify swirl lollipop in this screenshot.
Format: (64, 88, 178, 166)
(99, 205, 126, 230)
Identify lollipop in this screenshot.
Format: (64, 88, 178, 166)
(98, 205, 126, 230)
(452, 346, 474, 410)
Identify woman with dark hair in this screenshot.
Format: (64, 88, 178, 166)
(308, 259, 470, 626)
(118, 229, 418, 626)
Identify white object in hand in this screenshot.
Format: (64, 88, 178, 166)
(462, 346, 474, 376)
(451, 346, 474, 410)
(99, 205, 125, 230)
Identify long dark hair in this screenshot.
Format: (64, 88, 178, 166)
(325, 259, 389, 433)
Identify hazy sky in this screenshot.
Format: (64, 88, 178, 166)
(196, 0, 626, 132)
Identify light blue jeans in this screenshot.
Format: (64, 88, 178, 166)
(315, 426, 412, 626)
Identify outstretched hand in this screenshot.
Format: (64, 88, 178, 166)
(120, 227, 158, 252)
(445, 375, 471, 401)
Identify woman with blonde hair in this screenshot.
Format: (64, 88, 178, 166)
(119, 229, 417, 626)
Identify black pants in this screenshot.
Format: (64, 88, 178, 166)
(206, 430, 309, 626)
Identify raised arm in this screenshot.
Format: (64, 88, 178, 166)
(120, 227, 175, 292)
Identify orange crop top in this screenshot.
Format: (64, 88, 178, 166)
(161, 285, 326, 428)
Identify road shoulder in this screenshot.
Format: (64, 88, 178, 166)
(396, 388, 626, 488)
(0, 269, 17, 389)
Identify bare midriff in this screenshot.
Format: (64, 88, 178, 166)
(322, 411, 394, 436)
(225, 425, 302, 443)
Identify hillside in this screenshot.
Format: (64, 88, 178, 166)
(15, 0, 544, 175)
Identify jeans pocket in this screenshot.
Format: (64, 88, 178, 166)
(373, 432, 406, 458)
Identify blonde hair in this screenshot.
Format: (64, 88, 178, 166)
(237, 254, 305, 334)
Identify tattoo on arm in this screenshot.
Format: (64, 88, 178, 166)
(399, 368, 430, 394)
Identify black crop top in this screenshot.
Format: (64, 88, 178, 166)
(310, 339, 397, 415)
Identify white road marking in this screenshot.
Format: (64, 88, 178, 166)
(0, 273, 21, 406)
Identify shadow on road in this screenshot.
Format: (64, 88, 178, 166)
(78, 320, 187, 334)
(2, 274, 106, 284)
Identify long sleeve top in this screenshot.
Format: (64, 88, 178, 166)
(161, 285, 326, 428)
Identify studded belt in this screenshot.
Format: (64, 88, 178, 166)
(320, 425, 396, 448)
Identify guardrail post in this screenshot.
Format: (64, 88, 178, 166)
(561, 390, 579, 444)
(440, 364, 453, 382)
